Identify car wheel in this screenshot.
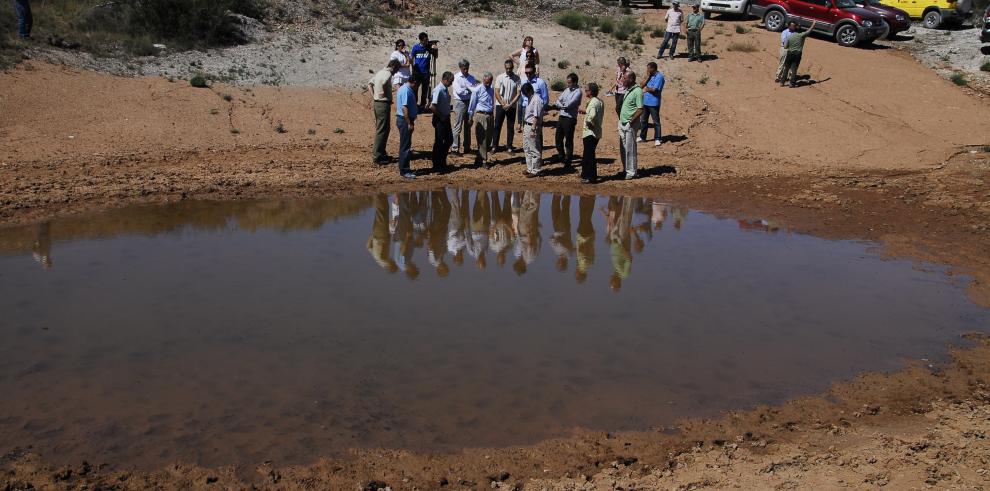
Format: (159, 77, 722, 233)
(923, 10, 942, 29)
(879, 20, 890, 39)
(764, 10, 786, 32)
(835, 24, 860, 46)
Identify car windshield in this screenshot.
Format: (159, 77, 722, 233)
(835, 0, 858, 7)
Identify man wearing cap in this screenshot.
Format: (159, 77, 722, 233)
(469, 72, 497, 168)
(657, 2, 684, 60)
(369, 59, 402, 165)
(451, 59, 480, 155)
(686, 3, 705, 62)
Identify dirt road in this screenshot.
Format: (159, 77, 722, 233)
(2, 16, 990, 490)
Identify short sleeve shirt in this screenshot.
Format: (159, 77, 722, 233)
(524, 97, 544, 124)
(619, 85, 643, 124)
(390, 50, 411, 83)
(411, 43, 432, 74)
(431, 83, 451, 117)
(494, 72, 520, 107)
(369, 68, 393, 102)
(396, 85, 418, 121)
(642, 72, 665, 107)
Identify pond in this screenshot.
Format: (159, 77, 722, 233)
(0, 189, 987, 468)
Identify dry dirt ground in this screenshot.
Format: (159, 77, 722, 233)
(2, 12, 990, 489)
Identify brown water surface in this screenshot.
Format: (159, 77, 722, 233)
(0, 189, 987, 468)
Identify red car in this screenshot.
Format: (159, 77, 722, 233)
(750, 0, 888, 47)
(855, 0, 911, 37)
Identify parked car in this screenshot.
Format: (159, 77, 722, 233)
(981, 5, 990, 42)
(701, 0, 753, 17)
(854, 0, 911, 37)
(878, 0, 971, 28)
(750, 0, 887, 46)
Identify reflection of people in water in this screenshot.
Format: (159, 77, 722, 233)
(367, 195, 398, 273)
(671, 206, 688, 231)
(468, 190, 491, 269)
(606, 196, 633, 291)
(549, 194, 574, 272)
(447, 189, 469, 267)
(738, 218, 783, 234)
(513, 191, 541, 275)
(393, 193, 420, 279)
(31, 222, 53, 270)
(428, 191, 452, 277)
(489, 191, 514, 268)
(575, 195, 596, 284)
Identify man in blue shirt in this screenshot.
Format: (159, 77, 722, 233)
(468, 72, 496, 168)
(395, 77, 420, 179)
(519, 65, 549, 160)
(639, 62, 665, 146)
(410, 32, 437, 109)
(430, 71, 455, 172)
(775, 22, 796, 83)
(551, 72, 582, 167)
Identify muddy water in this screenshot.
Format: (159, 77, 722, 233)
(1, 189, 987, 468)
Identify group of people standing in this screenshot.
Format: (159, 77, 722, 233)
(369, 33, 668, 183)
(368, 190, 688, 291)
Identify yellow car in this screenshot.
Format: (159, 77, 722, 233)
(879, 0, 972, 28)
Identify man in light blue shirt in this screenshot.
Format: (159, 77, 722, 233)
(395, 78, 419, 179)
(519, 65, 549, 161)
(639, 62, 665, 145)
(552, 73, 582, 166)
(469, 72, 496, 167)
(775, 21, 796, 83)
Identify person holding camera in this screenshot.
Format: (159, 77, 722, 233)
(410, 32, 438, 110)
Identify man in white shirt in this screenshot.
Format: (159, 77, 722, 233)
(493, 59, 521, 153)
(450, 59, 479, 155)
(657, 2, 684, 60)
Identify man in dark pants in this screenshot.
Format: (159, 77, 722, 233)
(781, 20, 817, 88)
(396, 77, 420, 179)
(639, 62, 665, 146)
(410, 32, 437, 109)
(552, 73, 582, 167)
(430, 71, 455, 172)
(579, 82, 603, 184)
(13, 0, 32, 39)
(493, 59, 520, 153)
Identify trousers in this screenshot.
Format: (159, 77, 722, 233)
(473, 112, 494, 162)
(13, 0, 32, 38)
(451, 98, 472, 152)
(581, 136, 599, 180)
(523, 124, 542, 173)
(397, 116, 413, 175)
(687, 29, 701, 58)
(658, 31, 679, 58)
(782, 51, 803, 85)
(432, 114, 452, 168)
(618, 119, 641, 176)
(372, 100, 391, 162)
(639, 105, 661, 142)
(775, 47, 788, 81)
(494, 104, 516, 149)
(555, 115, 577, 164)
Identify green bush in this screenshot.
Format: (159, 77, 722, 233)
(550, 80, 566, 91)
(615, 16, 638, 40)
(599, 17, 615, 33)
(120, 0, 268, 47)
(631, 33, 644, 45)
(727, 41, 758, 52)
(190, 74, 209, 88)
(651, 27, 664, 38)
(556, 10, 594, 30)
(950, 72, 967, 86)
(423, 14, 445, 26)
(735, 25, 751, 34)
(981, 60, 990, 72)
(558, 59, 570, 69)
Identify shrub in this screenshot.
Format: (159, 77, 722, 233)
(423, 14, 445, 26)
(727, 41, 758, 52)
(699, 75, 709, 84)
(599, 17, 615, 33)
(550, 80, 566, 91)
(558, 59, 570, 69)
(735, 25, 751, 34)
(981, 60, 990, 72)
(950, 73, 967, 86)
(221, 93, 233, 102)
(189, 74, 209, 87)
(631, 33, 644, 45)
(556, 10, 593, 30)
(615, 16, 638, 40)
(119, 0, 269, 48)
(334, 128, 345, 134)
(651, 27, 664, 38)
